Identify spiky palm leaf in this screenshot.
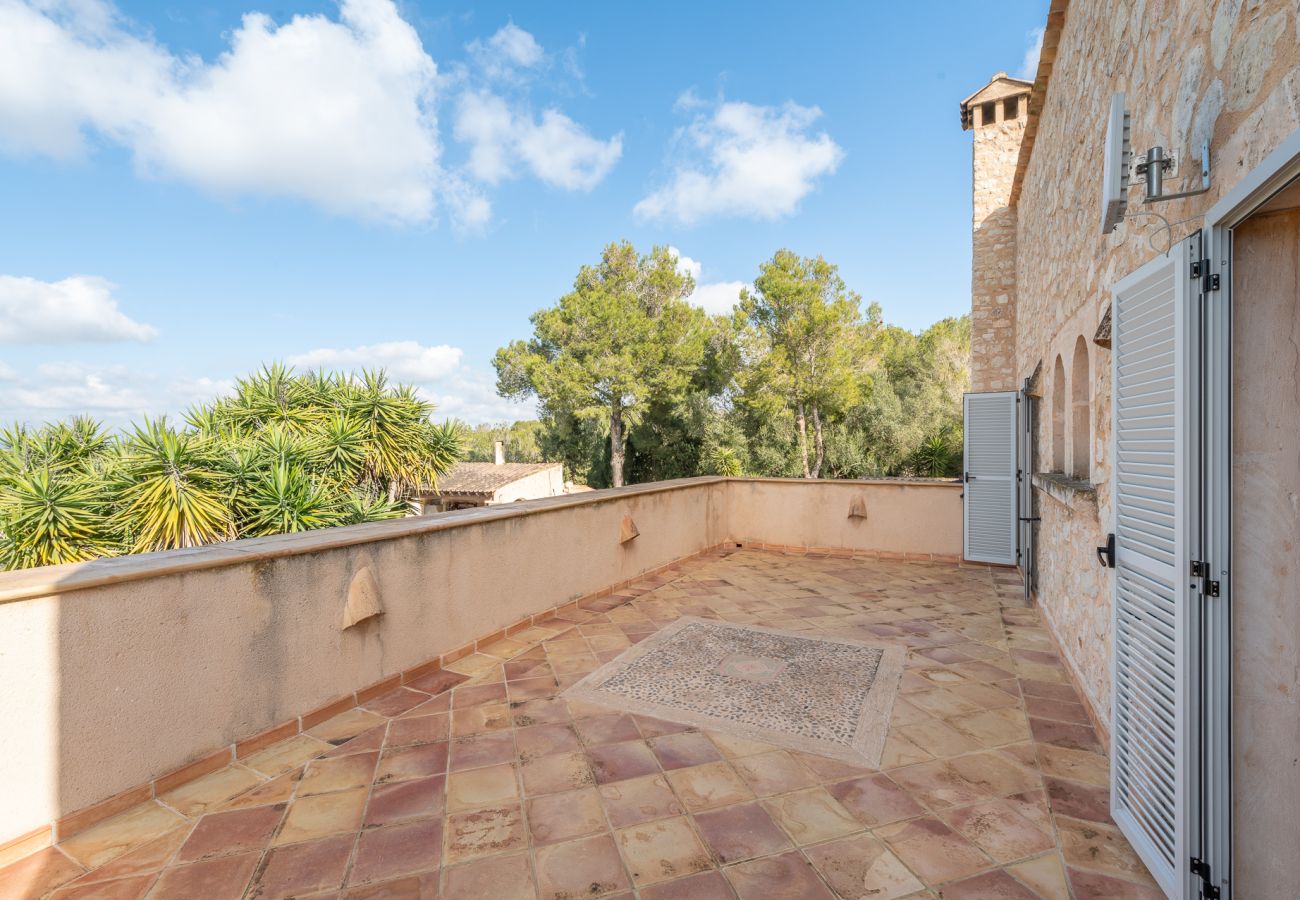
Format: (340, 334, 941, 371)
(0, 468, 114, 567)
(241, 464, 335, 536)
(112, 419, 234, 551)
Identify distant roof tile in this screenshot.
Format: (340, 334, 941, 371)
(423, 462, 560, 497)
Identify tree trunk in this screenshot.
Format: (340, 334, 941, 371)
(796, 401, 811, 479)
(610, 403, 626, 488)
(811, 404, 825, 479)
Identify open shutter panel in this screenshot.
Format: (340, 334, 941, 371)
(1110, 235, 1199, 899)
(963, 391, 1018, 565)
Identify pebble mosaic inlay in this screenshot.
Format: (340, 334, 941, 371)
(565, 617, 905, 766)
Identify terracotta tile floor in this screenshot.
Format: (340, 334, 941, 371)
(1, 549, 1163, 899)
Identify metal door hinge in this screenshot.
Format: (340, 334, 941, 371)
(1191, 260, 1220, 291)
(1191, 857, 1221, 899)
(1190, 561, 1221, 597)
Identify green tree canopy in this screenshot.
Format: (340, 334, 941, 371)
(735, 250, 866, 478)
(494, 241, 711, 487)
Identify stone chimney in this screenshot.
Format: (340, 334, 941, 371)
(493, 440, 505, 466)
(960, 72, 1032, 393)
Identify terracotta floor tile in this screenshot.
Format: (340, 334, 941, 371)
(442, 850, 535, 899)
(506, 675, 561, 702)
(514, 723, 581, 761)
(939, 868, 1041, 899)
(615, 816, 711, 887)
(345, 870, 439, 899)
(364, 775, 446, 828)
(1036, 744, 1108, 788)
(445, 764, 519, 813)
(723, 850, 837, 900)
(729, 750, 818, 796)
(534, 833, 631, 899)
(761, 787, 862, 845)
(177, 804, 285, 862)
(520, 750, 595, 796)
(377, 743, 450, 785)
(298, 752, 378, 797)
(907, 687, 985, 718)
(326, 726, 388, 759)
(526, 788, 607, 846)
(878, 733, 934, 768)
(598, 774, 684, 828)
(242, 735, 331, 778)
(64, 829, 185, 888)
(442, 805, 526, 865)
(450, 703, 512, 737)
(941, 799, 1055, 863)
(1027, 718, 1103, 754)
(702, 730, 781, 758)
(1055, 816, 1156, 883)
(1044, 776, 1111, 823)
(158, 765, 264, 817)
(386, 714, 449, 749)
(405, 668, 469, 696)
(803, 832, 924, 900)
(1067, 866, 1167, 899)
(665, 762, 753, 811)
(638, 870, 733, 900)
(451, 683, 507, 708)
(308, 708, 387, 745)
(148, 852, 259, 899)
(825, 773, 925, 826)
(59, 803, 187, 870)
(897, 718, 983, 757)
(0, 846, 85, 899)
(510, 697, 571, 727)
(588, 740, 661, 786)
(877, 816, 992, 884)
(1005, 852, 1070, 899)
(272, 788, 367, 845)
(693, 801, 791, 864)
(349, 818, 442, 886)
(648, 731, 723, 771)
(401, 692, 452, 717)
(443, 653, 499, 677)
(51, 872, 153, 899)
(948, 707, 1032, 747)
(250, 833, 354, 897)
(632, 715, 694, 739)
(447, 732, 515, 772)
(573, 713, 642, 747)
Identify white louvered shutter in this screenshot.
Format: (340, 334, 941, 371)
(1110, 235, 1198, 899)
(962, 391, 1018, 565)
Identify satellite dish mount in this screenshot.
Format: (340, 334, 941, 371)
(1100, 92, 1212, 235)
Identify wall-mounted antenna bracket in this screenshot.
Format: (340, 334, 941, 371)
(1135, 140, 1211, 203)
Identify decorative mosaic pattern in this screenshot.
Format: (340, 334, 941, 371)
(566, 617, 905, 766)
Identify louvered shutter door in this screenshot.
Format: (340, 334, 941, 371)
(963, 391, 1018, 565)
(1110, 236, 1197, 899)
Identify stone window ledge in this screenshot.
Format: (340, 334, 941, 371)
(1033, 472, 1098, 513)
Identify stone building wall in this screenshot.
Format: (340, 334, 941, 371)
(1013, 0, 1300, 724)
(970, 105, 1025, 391)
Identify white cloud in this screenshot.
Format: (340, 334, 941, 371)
(454, 89, 621, 192)
(0, 361, 231, 425)
(635, 99, 843, 225)
(467, 22, 543, 79)
(667, 248, 747, 315)
(690, 281, 747, 315)
(1019, 28, 1044, 80)
(0, 274, 157, 342)
(0, 0, 493, 225)
(288, 341, 463, 382)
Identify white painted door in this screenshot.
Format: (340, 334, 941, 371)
(1110, 235, 1200, 899)
(962, 391, 1018, 565)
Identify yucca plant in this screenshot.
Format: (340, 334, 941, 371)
(112, 419, 235, 552)
(911, 432, 955, 478)
(706, 445, 744, 477)
(0, 467, 114, 568)
(240, 464, 336, 537)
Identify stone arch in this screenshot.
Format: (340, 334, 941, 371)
(1052, 354, 1066, 472)
(1071, 336, 1091, 479)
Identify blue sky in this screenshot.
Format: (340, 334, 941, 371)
(0, 0, 1047, 426)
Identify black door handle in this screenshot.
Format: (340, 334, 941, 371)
(1097, 533, 1116, 568)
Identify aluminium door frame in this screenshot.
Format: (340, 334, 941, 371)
(1197, 125, 1300, 900)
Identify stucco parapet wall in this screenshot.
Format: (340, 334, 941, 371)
(0, 476, 735, 605)
(1032, 472, 1098, 513)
